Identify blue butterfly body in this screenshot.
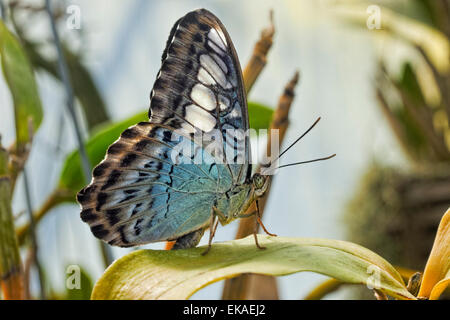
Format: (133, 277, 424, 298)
(77, 9, 269, 249)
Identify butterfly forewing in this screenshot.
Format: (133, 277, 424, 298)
(149, 9, 250, 183)
(77, 9, 251, 247)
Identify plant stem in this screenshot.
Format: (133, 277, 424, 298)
(222, 72, 299, 300)
(44, 0, 113, 267)
(220, 12, 276, 300)
(0, 0, 5, 20)
(16, 188, 72, 245)
(0, 143, 25, 299)
(242, 10, 274, 94)
(23, 168, 46, 299)
(44, 0, 90, 181)
(303, 278, 344, 300)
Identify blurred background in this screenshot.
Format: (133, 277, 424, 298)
(0, 0, 449, 299)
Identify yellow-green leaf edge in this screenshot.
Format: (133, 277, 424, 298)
(92, 236, 415, 300)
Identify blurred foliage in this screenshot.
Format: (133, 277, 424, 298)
(248, 101, 274, 132)
(0, 1, 109, 299)
(335, 0, 450, 299)
(0, 20, 43, 151)
(24, 40, 110, 131)
(9, 1, 110, 131)
(344, 163, 450, 270)
(377, 62, 450, 163)
(0, 20, 39, 299)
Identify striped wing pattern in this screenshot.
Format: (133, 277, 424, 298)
(77, 9, 251, 247)
(150, 9, 250, 183)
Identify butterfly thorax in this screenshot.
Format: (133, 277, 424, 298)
(216, 184, 253, 225)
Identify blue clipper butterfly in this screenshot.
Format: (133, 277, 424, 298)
(77, 9, 274, 252)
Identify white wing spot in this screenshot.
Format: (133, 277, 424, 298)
(200, 54, 231, 89)
(231, 101, 242, 117)
(216, 28, 227, 46)
(208, 40, 225, 56)
(212, 53, 228, 74)
(191, 84, 216, 111)
(185, 104, 216, 132)
(218, 94, 230, 111)
(208, 29, 226, 50)
(181, 122, 196, 134)
(197, 67, 216, 86)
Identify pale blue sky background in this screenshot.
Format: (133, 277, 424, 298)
(0, 0, 408, 299)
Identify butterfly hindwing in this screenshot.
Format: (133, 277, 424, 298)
(78, 122, 219, 246)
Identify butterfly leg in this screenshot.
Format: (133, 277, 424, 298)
(253, 231, 266, 250)
(252, 200, 266, 249)
(255, 200, 277, 237)
(201, 209, 220, 256)
(235, 210, 257, 219)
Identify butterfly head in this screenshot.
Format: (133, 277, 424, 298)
(252, 173, 269, 198)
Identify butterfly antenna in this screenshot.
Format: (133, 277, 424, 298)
(273, 117, 321, 163)
(276, 154, 336, 170)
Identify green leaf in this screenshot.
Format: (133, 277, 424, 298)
(248, 101, 274, 132)
(398, 63, 426, 106)
(336, 3, 450, 73)
(58, 112, 147, 193)
(91, 236, 415, 300)
(20, 37, 110, 131)
(0, 21, 43, 149)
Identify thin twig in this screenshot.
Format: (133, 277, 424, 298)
(416, 45, 450, 121)
(222, 71, 300, 300)
(373, 289, 389, 300)
(16, 188, 72, 245)
(44, 0, 90, 181)
(7, 145, 30, 194)
(22, 168, 46, 299)
(392, 79, 450, 161)
(0, 0, 6, 20)
(9, 5, 110, 131)
(0, 143, 25, 299)
(44, 0, 113, 267)
(303, 278, 344, 300)
(219, 11, 278, 300)
(242, 10, 275, 94)
(236, 71, 299, 238)
(375, 85, 420, 163)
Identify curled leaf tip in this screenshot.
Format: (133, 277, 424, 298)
(418, 208, 450, 300)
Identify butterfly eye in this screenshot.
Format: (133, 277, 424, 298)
(252, 173, 265, 190)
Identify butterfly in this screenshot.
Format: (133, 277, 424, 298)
(76, 9, 276, 253)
